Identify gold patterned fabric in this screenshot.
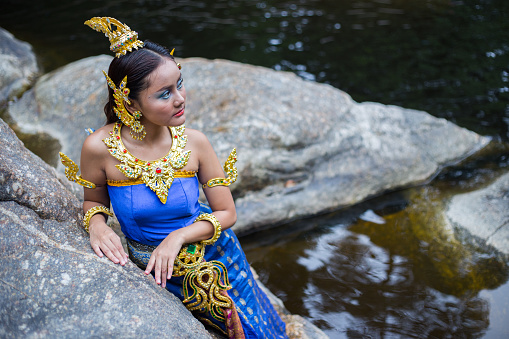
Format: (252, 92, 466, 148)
(126, 236, 245, 338)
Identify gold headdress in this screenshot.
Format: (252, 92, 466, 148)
(84, 17, 144, 57)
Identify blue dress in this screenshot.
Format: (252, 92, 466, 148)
(107, 175, 288, 338)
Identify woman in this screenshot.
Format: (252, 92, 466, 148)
(61, 17, 288, 338)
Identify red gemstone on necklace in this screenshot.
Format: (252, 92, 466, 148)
(135, 158, 138, 162)
(123, 149, 127, 153)
(147, 162, 151, 166)
(116, 136, 120, 140)
(156, 168, 162, 174)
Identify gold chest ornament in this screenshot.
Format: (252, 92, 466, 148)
(103, 122, 191, 204)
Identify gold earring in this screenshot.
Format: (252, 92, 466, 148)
(103, 71, 146, 140)
(130, 111, 146, 140)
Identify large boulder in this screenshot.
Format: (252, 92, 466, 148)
(0, 27, 39, 107)
(447, 172, 509, 255)
(0, 118, 213, 338)
(0, 117, 328, 338)
(5, 56, 490, 235)
(6, 54, 111, 169)
(183, 58, 489, 234)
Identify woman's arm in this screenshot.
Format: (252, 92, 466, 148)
(145, 130, 237, 287)
(81, 131, 128, 266)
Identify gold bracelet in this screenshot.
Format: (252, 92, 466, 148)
(202, 148, 238, 189)
(83, 206, 113, 233)
(194, 213, 221, 245)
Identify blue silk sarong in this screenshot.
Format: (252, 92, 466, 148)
(107, 176, 287, 338)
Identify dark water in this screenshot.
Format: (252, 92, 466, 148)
(242, 158, 509, 337)
(1, 0, 509, 141)
(2, 0, 509, 337)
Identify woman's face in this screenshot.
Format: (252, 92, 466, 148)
(133, 58, 186, 127)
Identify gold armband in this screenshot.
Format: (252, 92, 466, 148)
(203, 148, 238, 189)
(194, 213, 222, 245)
(59, 152, 97, 189)
(83, 206, 113, 233)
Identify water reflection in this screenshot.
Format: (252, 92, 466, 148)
(242, 181, 509, 338)
(299, 227, 490, 338)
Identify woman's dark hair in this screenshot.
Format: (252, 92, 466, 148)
(104, 40, 175, 123)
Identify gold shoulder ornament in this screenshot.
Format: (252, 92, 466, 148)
(59, 152, 96, 189)
(202, 148, 238, 189)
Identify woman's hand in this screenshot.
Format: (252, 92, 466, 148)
(144, 232, 185, 288)
(89, 219, 128, 266)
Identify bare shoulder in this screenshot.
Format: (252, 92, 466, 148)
(184, 127, 212, 149)
(81, 124, 114, 158)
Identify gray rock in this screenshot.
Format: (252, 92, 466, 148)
(0, 201, 211, 338)
(180, 58, 490, 235)
(0, 118, 213, 338)
(447, 172, 509, 255)
(5, 56, 490, 236)
(0, 27, 39, 107)
(6, 55, 112, 169)
(0, 118, 81, 222)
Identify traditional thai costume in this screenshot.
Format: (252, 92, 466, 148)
(60, 16, 288, 339)
(108, 169, 287, 338)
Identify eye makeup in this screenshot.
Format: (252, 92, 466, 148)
(157, 76, 184, 99)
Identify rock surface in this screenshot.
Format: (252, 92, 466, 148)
(183, 58, 490, 234)
(0, 118, 213, 338)
(0, 117, 328, 338)
(0, 117, 81, 222)
(5, 56, 490, 236)
(6, 55, 111, 168)
(0, 27, 39, 107)
(447, 172, 509, 255)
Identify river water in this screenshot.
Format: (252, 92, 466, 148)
(1, 0, 509, 337)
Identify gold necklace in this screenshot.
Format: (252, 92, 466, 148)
(103, 122, 191, 204)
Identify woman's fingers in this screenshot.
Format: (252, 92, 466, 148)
(90, 224, 127, 265)
(145, 255, 155, 275)
(101, 240, 121, 264)
(91, 243, 104, 258)
(154, 257, 162, 285)
(113, 238, 128, 261)
(167, 259, 174, 279)
(146, 252, 174, 288)
(161, 262, 168, 288)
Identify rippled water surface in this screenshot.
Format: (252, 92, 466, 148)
(2, 0, 509, 337)
(2, 0, 509, 141)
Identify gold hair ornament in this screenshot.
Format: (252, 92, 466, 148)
(203, 148, 238, 189)
(59, 152, 96, 189)
(103, 71, 146, 140)
(170, 48, 182, 70)
(83, 206, 114, 233)
(84, 17, 144, 57)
